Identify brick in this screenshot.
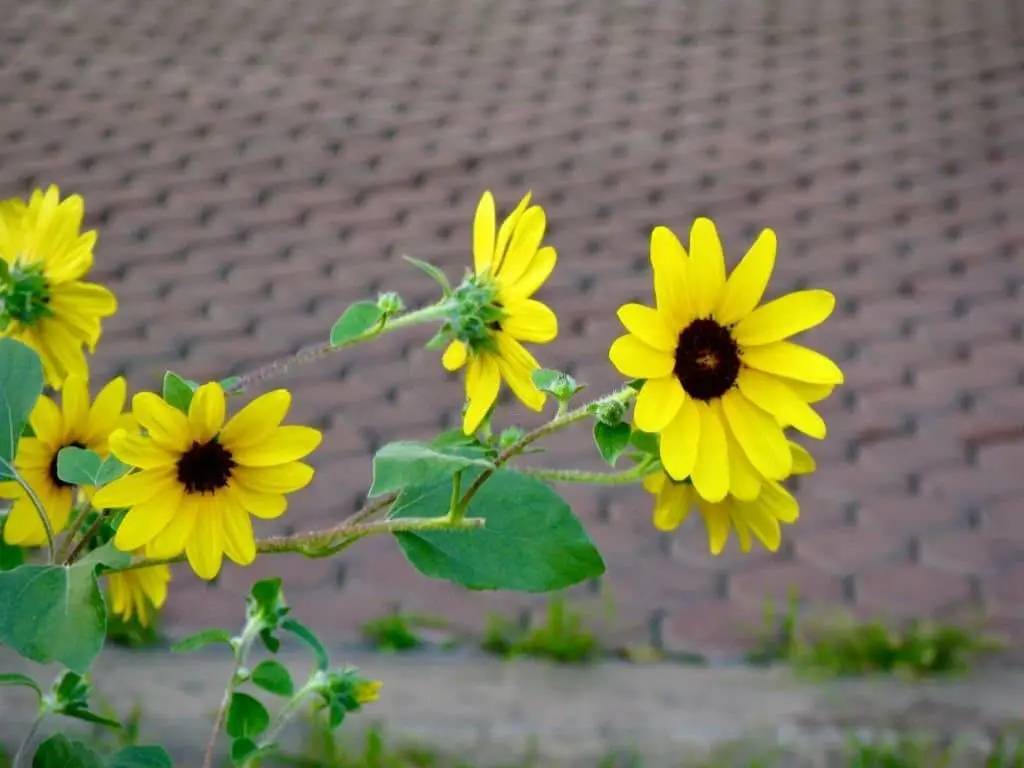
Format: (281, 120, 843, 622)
(794, 523, 906, 575)
(854, 564, 974, 618)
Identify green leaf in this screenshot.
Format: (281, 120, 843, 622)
(60, 707, 122, 729)
(0, 672, 41, 702)
(0, 528, 25, 570)
(402, 255, 451, 295)
(56, 447, 103, 486)
(76, 541, 132, 572)
(161, 371, 195, 414)
(31, 735, 103, 768)
(593, 422, 632, 466)
(107, 746, 174, 768)
(369, 440, 493, 497)
(329, 301, 384, 347)
(171, 628, 233, 653)
(0, 562, 108, 673)
(96, 455, 130, 487)
(392, 469, 605, 592)
(230, 738, 259, 766)
(282, 618, 329, 670)
(226, 692, 269, 739)
(0, 338, 44, 481)
(531, 369, 585, 401)
(629, 429, 659, 456)
(626, 378, 645, 392)
(219, 376, 243, 393)
(250, 659, 294, 696)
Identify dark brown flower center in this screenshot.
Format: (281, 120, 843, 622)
(176, 439, 236, 494)
(48, 441, 86, 488)
(674, 318, 741, 401)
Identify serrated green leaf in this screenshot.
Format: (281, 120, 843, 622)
(593, 422, 632, 466)
(250, 659, 294, 697)
(282, 618, 329, 670)
(107, 745, 174, 768)
(0, 338, 44, 482)
(161, 371, 195, 414)
(329, 301, 384, 347)
(392, 469, 605, 592)
(171, 627, 233, 653)
(402, 255, 451, 295)
(31, 734, 103, 768)
(226, 692, 269, 739)
(369, 440, 493, 497)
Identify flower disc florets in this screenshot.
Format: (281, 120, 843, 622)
(0, 261, 53, 330)
(448, 274, 503, 353)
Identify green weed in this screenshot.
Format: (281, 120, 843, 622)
(481, 596, 599, 664)
(360, 610, 449, 653)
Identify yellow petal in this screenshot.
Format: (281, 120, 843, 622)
(492, 192, 532, 274)
(113, 494, 179, 551)
(473, 191, 496, 274)
(228, 482, 288, 520)
(222, 500, 256, 566)
(715, 228, 777, 326)
(616, 303, 677, 351)
(659, 395, 700, 481)
(649, 226, 691, 328)
(732, 516, 754, 553)
(652, 480, 693, 531)
(60, 374, 90, 437)
(720, 390, 792, 480)
(500, 299, 558, 343)
(782, 379, 834, 404)
(441, 341, 468, 372)
(732, 290, 836, 347)
(642, 471, 666, 495)
(494, 335, 545, 412)
(737, 368, 827, 439)
(232, 462, 315, 494)
(634, 376, 684, 433)
(29, 396, 63, 449)
(108, 429, 177, 469)
(220, 390, 291, 449)
(741, 342, 845, 385)
(698, 502, 732, 555)
(739, 503, 782, 552)
(462, 353, 501, 434)
(185, 499, 224, 580)
(498, 206, 546, 286)
(188, 383, 226, 444)
(13, 439, 54, 471)
(2, 494, 54, 546)
(132, 392, 191, 451)
(790, 442, 816, 475)
(48, 281, 117, 319)
(718, 401, 761, 501)
(688, 218, 727, 317)
(84, 376, 128, 445)
(231, 426, 323, 467)
(608, 335, 674, 379)
(690, 401, 729, 503)
(500, 246, 556, 301)
(761, 481, 800, 524)
(146, 494, 197, 558)
(92, 467, 178, 510)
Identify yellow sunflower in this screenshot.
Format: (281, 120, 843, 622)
(0, 186, 117, 389)
(441, 191, 559, 434)
(105, 554, 171, 628)
(91, 383, 322, 580)
(644, 441, 816, 554)
(0, 374, 131, 546)
(609, 219, 843, 502)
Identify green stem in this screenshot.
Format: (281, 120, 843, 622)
(12, 713, 44, 768)
(518, 464, 653, 485)
(226, 302, 453, 393)
(63, 508, 106, 565)
(13, 472, 54, 564)
(243, 677, 320, 767)
(447, 472, 464, 522)
(202, 622, 261, 768)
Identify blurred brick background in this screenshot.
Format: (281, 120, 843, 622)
(1, 0, 1023, 657)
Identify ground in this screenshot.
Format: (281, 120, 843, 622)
(1, 0, 1023, 656)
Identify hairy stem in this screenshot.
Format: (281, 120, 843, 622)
(226, 302, 452, 393)
(202, 623, 260, 768)
(517, 463, 654, 485)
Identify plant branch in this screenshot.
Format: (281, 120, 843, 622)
(225, 302, 452, 393)
(517, 463, 654, 485)
(202, 622, 261, 768)
(13, 472, 54, 564)
(12, 713, 43, 768)
(63, 509, 107, 565)
(55, 500, 91, 562)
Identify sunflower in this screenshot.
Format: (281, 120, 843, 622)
(0, 186, 117, 389)
(609, 219, 843, 502)
(91, 383, 322, 580)
(105, 554, 171, 628)
(0, 374, 131, 546)
(441, 191, 559, 434)
(643, 441, 816, 554)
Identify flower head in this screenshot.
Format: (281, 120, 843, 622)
(0, 374, 131, 546)
(0, 186, 117, 389)
(643, 441, 816, 554)
(105, 555, 171, 628)
(441, 191, 559, 434)
(610, 219, 843, 502)
(91, 384, 322, 580)
(354, 680, 383, 704)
